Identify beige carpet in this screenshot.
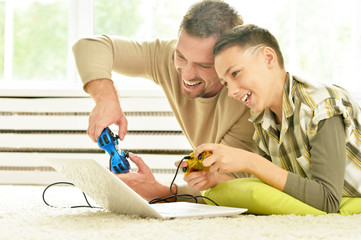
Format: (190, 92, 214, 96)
(1, 185, 361, 240)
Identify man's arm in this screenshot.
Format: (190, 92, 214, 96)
(73, 35, 181, 201)
(72, 36, 172, 140)
(72, 35, 168, 86)
(85, 79, 128, 142)
(72, 36, 141, 141)
(72, 36, 115, 87)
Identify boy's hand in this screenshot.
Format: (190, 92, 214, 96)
(183, 170, 218, 191)
(195, 143, 250, 174)
(174, 158, 234, 191)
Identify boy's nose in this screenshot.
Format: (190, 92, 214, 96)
(227, 85, 236, 98)
(228, 86, 240, 100)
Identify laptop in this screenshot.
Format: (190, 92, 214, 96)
(46, 158, 247, 219)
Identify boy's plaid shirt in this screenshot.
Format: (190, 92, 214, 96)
(250, 73, 361, 196)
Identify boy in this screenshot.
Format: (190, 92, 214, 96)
(191, 24, 361, 213)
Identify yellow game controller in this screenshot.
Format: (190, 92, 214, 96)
(182, 151, 212, 175)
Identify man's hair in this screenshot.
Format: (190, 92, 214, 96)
(213, 24, 285, 68)
(179, 0, 243, 38)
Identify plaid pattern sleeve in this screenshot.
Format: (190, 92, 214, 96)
(250, 73, 361, 198)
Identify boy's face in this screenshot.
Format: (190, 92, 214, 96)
(215, 45, 276, 113)
(174, 29, 223, 99)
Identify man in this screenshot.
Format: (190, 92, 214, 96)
(72, 0, 255, 202)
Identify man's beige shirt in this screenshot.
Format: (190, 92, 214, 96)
(73, 35, 255, 197)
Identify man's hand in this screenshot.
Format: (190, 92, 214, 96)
(116, 153, 176, 201)
(85, 79, 128, 142)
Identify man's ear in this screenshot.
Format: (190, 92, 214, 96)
(263, 47, 277, 67)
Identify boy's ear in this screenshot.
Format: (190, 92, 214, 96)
(263, 47, 277, 66)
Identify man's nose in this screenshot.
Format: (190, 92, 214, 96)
(181, 63, 197, 81)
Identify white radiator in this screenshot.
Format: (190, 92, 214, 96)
(0, 96, 191, 185)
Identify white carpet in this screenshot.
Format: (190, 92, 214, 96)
(1, 185, 361, 240)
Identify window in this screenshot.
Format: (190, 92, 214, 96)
(92, 0, 195, 91)
(0, 1, 4, 81)
(1, 0, 70, 90)
(235, 0, 361, 92)
(0, 0, 360, 96)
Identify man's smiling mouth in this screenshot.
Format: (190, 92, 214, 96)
(184, 80, 202, 87)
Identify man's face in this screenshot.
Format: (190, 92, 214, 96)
(174, 29, 223, 99)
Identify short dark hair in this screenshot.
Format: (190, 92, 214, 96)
(213, 24, 285, 68)
(179, 0, 243, 38)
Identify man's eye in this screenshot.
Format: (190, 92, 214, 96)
(199, 64, 213, 69)
(177, 54, 185, 59)
(220, 80, 228, 87)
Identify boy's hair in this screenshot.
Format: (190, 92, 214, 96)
(179, 0, 243, 38)
(213, 24, 285, 68)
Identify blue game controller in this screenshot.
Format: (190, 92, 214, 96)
(97, 127, 130, 174)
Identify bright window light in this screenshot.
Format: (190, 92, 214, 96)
(0, 0, 360, 95)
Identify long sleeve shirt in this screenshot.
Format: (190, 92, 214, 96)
(251, 73, 361, 212)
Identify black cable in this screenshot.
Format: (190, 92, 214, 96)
(148, 156, 219, 206)
(42, 182, 102, 209)
(43, 156, 219, 208)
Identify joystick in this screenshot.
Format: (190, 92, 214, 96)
(182, 151, 212, 175)
(97, 127, 130, 174)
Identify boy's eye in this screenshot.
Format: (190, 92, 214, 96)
(232, 71, 239, 78)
